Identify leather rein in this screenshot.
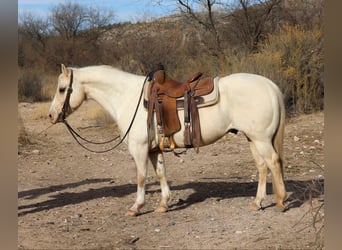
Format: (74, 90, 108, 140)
(60, 69, 148, 153)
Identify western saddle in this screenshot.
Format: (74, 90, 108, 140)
(146, 64, 214, 152)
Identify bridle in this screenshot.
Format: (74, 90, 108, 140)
(59, 69, 74, 122)
(58, 68, 149, 153)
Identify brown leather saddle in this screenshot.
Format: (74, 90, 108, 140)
(146, 64, 214, 152)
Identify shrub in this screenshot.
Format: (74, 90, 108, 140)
(18, 69, 56, 102)
(227, 24, 323, 115)
(18, 114, 30, 145)
(18, 69, 44, 102)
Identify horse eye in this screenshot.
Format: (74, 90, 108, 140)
(59, 87, 66, 93)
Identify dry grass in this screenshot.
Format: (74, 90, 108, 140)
(18, 69, 57, 103)
(227, 24, 323, 115)
(29, 102, 51, 120)
(18, 114, 30, 146)
(290, 178, 324, 248)
(41, 75, 58, 101)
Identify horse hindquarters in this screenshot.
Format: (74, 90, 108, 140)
(219, 73, 287, 210)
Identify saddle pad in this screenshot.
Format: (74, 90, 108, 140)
(143, 77, 219, 110)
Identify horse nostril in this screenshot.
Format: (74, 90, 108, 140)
(48, 113, 52, 119)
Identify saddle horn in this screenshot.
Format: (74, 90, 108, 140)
(147, 63, 165, 81)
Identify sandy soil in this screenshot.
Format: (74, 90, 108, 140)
(18, 100, 324, 249)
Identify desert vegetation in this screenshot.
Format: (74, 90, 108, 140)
(18, 0, 323, 115)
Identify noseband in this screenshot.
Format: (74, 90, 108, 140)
(60, 69, 74, 122)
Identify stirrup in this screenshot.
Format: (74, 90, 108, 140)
(159, 135, 176, 152)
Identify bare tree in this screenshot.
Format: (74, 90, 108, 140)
(50, 1, 114, 40)
(49, 0, 115, 65)
(177, 0, 227, 72)
(176, 0, 283, 59)
(19, 0, 115, 70)
(228, 0, 282, 51)
(85, 6, 115, 42)
(19, 13, 50, 52)
(50, 1, 88, 40)
(18, 13, 51, 68)
(281, 0, 324, 29)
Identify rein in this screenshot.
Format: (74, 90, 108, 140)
(61, 69, 149, 153)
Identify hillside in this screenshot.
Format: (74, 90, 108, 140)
(18, 0, 323, 114)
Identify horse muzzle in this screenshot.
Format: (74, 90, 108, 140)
(48, 111, 59, 124)
(48, 110, 66, 124)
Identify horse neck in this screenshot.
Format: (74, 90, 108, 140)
(76, 67, 145, 128)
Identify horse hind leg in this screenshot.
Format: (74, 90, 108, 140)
(149, 151, 171, 213)
(249, 141, 267, 211)
(253, 140, 287, 211)
(268, 153, 287, 211)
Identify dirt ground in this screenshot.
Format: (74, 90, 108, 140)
(18, 100, 324, 249)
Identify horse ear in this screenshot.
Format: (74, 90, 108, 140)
(60, 64, 68, 76)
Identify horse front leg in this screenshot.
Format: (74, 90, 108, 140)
(149, 151, 171, 213)
(126, 143, 149, 216)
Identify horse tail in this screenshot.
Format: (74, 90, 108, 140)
(272, 90, 285, 166)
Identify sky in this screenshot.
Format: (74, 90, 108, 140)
(18, 0, 179, 23)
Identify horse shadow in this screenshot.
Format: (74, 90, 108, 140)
(18, 178, 113, 200)
(18, 177, 324, 216)
(18, 178, 136, 216)
(167, 178, 324, 212)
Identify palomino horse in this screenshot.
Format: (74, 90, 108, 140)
(48, 64, 287, 216)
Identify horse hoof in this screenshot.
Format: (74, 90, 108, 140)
(250, 202, 261, 211)
(155, 205, 168, 213)
(274, 204, 287, 212)
(125, 209, 139, 216)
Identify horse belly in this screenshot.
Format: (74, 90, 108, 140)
(173, 103, 230, 147)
